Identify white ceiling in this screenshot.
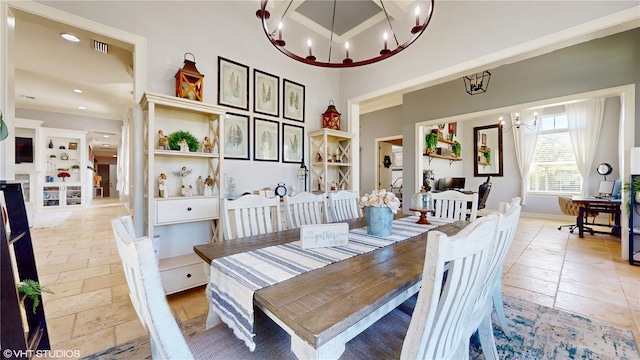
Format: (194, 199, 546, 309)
(12, 9, 134, 156)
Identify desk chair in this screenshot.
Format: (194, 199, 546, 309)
(557, 196, 595, 235)
(477, 176, 492, 210)
(283, 192, 327, 229)
(222, 195, 282, 240)
(328, 190, 361, 222)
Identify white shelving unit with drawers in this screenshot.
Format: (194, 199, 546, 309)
(141, 92, 225, 294)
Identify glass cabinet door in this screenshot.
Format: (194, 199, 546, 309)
(42, 186, 61, 207)
(65, 186, 82, 206)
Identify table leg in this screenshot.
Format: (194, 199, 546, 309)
(578, 206, 585, 238)
(291, 336, 346, 360)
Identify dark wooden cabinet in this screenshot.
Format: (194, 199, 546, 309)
(1, 182, 50, 358)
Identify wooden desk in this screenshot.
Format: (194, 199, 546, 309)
(571, 196, 621, 238)
(194, 217, 467, 359)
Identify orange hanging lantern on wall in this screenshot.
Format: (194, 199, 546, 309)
(175, 52, 204, 101)
(322, 100, 341, 130)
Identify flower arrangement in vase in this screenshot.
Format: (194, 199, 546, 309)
(359, 189, 401, 237)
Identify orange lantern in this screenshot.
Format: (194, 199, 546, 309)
(322, 100, 341, 130)
(175, 52, 204, 101)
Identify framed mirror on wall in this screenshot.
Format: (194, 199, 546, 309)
(474, 124, 503, 177)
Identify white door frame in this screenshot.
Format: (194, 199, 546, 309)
(1, 0, 147, 232)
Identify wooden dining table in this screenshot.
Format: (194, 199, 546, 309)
(194, 216, 467, 359)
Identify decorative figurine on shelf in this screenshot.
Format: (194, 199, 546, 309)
(204, 175, 214, 196)
(330, 181, 337, 191)
(184, 185, 194, 197)
(181, 185, 187, 197)
(179, 138, 189, 152)
(317, 176, 323, 191)
(174, 166, 192, 190)
(334, 148, 342, 163)
(48, 139, 54, 149)
(202, 136, 213, 153)
(196, 176, 204, 196)
(158, 173, 168, 198)
(316, 151, 322, 162)
(158, 130, 169, 150)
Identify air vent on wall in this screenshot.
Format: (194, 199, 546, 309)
(93, 40, 108, 54)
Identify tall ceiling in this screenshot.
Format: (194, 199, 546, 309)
(12, 9, 134, 156)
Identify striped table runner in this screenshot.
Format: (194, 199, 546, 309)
(208, 216, 454, 350)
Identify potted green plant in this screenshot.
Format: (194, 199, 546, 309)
(71, 164, 80, 171)
(484, 148, 491, 164)
(623, 177, 640, 215)
(451, 141, 461, 157)
(425, 133, 439, 155)
(49, 154, 56, 159)
(18, 279, 53, 314)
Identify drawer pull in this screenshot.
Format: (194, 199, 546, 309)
(186, 273, 192, 278)
(187, 207, 192, 211)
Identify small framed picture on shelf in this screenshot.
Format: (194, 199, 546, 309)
(481, 133, 487, 145)
(224, 113, 250, 160)
(254, 118, 279, 162)
(253, 69, 279, 117)
(283, 79, 305, 122)
(218, 56, 249, 111)
(68, 142, 78, 150)
(282, 123, 304, 163)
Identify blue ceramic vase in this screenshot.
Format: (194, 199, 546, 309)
(365, 206, 393, 237)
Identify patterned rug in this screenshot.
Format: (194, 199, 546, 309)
(84, 296, 639, 359)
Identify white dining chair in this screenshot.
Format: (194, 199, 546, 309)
(490, 197, 522, 338)
(283, 192, 327, 229)
(328, 190, 361, 222)
(221, 194, 282, 240)
(430, 190, 478, 221)
(111, 215, 147, 330)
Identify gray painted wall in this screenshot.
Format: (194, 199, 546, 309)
(363, 29, 637, 215)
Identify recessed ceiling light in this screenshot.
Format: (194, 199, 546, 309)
(104, 144, 110, 147)
(112, 155, 117, 158)
(73, 89, 83, 93)
(61, 33, 80, 43)
(78, 106, 86, 110)
(103, 135, 110, 138)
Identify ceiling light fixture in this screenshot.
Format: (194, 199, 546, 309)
(463, 70, 491, 95)
(73, 89, 83, 93)
(78, 106, 86, 110)
(61, 33, 80, 43)
(256, 0, 435, 68)
(103, 144, 110, 147)
(501, 112, 538, 132)
(103, 135, 110, 138)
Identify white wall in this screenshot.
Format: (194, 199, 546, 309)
(31, 1, 341, 195)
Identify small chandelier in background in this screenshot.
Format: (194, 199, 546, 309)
(463, 70, 491, 95)
(256, 0, 435, 68)
(500, 112, 538, 132)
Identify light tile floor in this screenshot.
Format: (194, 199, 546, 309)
(30, 201, 640, 357)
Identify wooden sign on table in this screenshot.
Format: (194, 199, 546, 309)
(300, 223, 349, 249)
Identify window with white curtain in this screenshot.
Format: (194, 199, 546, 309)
(527, 114, 582, 194)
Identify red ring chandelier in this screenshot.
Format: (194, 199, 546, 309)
(257, 0, 435, 68)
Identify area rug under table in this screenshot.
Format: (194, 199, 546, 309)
(84, 296, 639, 359)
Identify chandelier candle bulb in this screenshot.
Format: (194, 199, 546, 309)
(345, 41, 349, 58)
(383, 32, 388, 49)
(415, 6, 420, 26)
(278, 22, 282, 40)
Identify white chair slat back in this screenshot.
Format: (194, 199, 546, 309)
(328, 190, 361, 222)
(430, 190, 478, 221)
(284, 192, 327, 229)
(222, 195, 282, 240)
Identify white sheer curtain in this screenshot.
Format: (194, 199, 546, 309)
(566, 98, 605, 196)
(511, 110, 539, 205)
(118, 115, 130, 204)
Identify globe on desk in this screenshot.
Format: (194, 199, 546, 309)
(410, 191, 435, 225)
